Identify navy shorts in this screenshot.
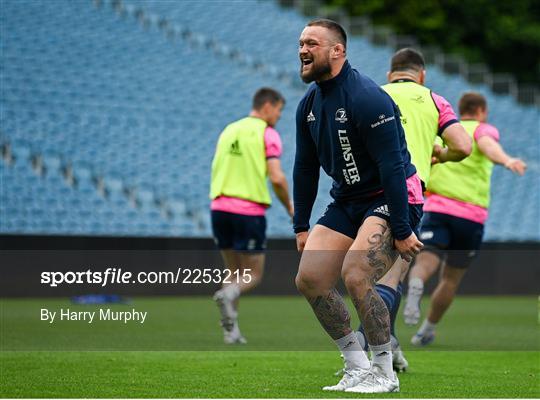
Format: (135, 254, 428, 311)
(211, 210, 267, 252)
(316, 195, 423, 240)
(419, 211, 484, 268)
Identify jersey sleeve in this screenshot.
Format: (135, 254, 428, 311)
(293, 98, 320, 234)
(431, 91, 459, 135)
(355, 88, 412, 240)
(474, 122, 500, 143)
(264, 126, 283, 158)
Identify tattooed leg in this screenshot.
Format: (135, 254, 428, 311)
(353, 286, 391, 345)
(342, 217, 399, 346)
(308, 287, 352, 340)
(296, 225, 375, 372)
(307, 287, 373, 372)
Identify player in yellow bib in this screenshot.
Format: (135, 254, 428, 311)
(382, 49, 472, 186)
(353, 48, 472, 373)
(210, 87, 293, 344)
(403, 92, 527, 346)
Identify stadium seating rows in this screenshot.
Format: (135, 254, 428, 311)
(0, 149, 201, 236)
(1, 0, 538, 240)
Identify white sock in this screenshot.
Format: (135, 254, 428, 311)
(370, 341, 393, 377)
(222, 284, 240, 301)
(356, 330, 368, 352)
(231, 319, 241, 335)
(334, 331, 370, 370)
(408, 277, 424, 299)
(418, 318, 437, 335)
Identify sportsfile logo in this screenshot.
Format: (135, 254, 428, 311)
(371, 114, 395, 128)
(40, 268, 253, 287)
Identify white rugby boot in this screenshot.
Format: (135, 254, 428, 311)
(345, 365, 400, 393)
(392, 345, 409, 372)
(411, 330, 435, 346)
(213, 288, 238, 342)
(323, 367, 368, 391)
(223, 321, 247, 345)
(391, 335, 408, 372)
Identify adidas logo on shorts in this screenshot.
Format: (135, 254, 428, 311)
(373, 204, 390, 217)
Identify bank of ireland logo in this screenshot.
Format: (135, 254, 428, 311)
(371, 113, 395, 128)
(335, 108, 348, 123)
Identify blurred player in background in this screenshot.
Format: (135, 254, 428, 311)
(355, 48, 471, 372)
(404, 92, 527, 345)
(210, 87, 293, 344)
(294, 19, 423, 393)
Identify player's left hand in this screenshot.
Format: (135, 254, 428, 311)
(394, 232, 423, 262)
(505, 158, 527, 176)
(287, 200, 294, 219)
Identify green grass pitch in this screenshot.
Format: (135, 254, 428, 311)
(1, 295, 539, 397)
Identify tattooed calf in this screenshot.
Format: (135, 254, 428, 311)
(352, 287, 390, 345)
(309, 288, 352, 340)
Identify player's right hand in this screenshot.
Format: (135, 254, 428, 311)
(296, 231, 309, 253)
(394, 232, 423, 262)
(431, 144, 444, 165)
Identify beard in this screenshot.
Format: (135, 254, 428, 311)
(300, 56, 332, 83)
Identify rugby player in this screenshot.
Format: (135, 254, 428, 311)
(356, 48, 472, 372)
(210, 87, 293, 344)
(403, 92, 527, 345)
(294, 19, 423, 393)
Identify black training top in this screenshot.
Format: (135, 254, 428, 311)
(293, 60, 416, 240)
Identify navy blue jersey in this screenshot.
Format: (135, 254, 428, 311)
(293, 60, 416, 240)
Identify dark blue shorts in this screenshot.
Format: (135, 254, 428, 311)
(419, 211, 484, 268)
(211, 210, 267, 252)
(316, 195, 423, 240)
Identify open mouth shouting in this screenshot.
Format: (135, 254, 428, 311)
(301, 56, 313, 72)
